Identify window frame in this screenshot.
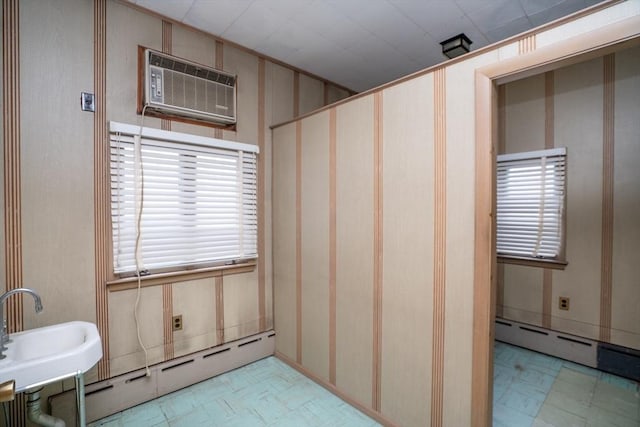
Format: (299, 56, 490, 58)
(496, 147, 568, 269)
(108, 121, 259, 280)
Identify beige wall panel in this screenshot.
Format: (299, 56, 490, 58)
(300, 111, 330, 381)
(268, 62, 294, 126)
(170, 24, 219, 138)
(328, 85, 351, 105)
(108, 287, 164, 376)
(498, 42, 520, 62)
(262, 63, 274, 331)
(502, 265, 544, 325)
(298, 74, 324, 115)
(172, 278, 217, 357)
(444, 53, 498, 427)
(20, 0, 96, 329)
(171, 24, 215, 68)
(222, 44, 259, 144)
(501, 74, 545, 327)
(262, 61, 275, 331)
(611, 46, 640, 350)
(551, 57, 603, 341)
(106, 0, 162, 128)
(272, 124, 297, 359)
(215, 47, 264, 348)
(536, 1, 640, 48)
(223, 270, 260, 342)
(381, 74, 434, 427)
(335, 95, 374, 404)
(504, 74, 545, 153)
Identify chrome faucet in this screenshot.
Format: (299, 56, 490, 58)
(0, 288, 43, 359)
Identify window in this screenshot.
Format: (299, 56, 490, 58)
(109, 121, 258, 275)
(496, 147, 566, 263)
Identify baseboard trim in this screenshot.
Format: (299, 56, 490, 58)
(495, 318, 597, 367)
(50, 330, 275, 426)
(274, 351, 399, 427)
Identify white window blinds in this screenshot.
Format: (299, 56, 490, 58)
(496, 148, 566, 259)
(109, 121, 258, 274)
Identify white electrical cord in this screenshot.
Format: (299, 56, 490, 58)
(134, 105, 151, 377)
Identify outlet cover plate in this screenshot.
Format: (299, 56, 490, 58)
(81, 92, 95, 112)
(172, 315, 183, 331)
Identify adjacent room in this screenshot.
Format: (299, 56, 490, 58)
(493, 44, 640, 426)
(0, 1, 638, 426)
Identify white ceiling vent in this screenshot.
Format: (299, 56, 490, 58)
(144, 49, 237, 125)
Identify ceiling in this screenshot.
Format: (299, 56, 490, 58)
(128, 0, 604, 92)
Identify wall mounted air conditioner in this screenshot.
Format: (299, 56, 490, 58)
(144, 48, 237, 125)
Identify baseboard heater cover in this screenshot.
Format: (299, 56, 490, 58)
(495, 319, 597, 367)
(50, 330, 275, 426)
(597, 342, 640, 382)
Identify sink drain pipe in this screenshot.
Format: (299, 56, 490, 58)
(25, 387, 66, 427)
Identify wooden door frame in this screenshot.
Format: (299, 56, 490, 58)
(471, 16, 640, 427)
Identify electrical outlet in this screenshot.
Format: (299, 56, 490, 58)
(559, 297, 570, 311)
(172, 315, 183, 331)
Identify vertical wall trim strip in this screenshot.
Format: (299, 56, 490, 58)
(161, 21, 172, 131)
(472, 71, 496, 427)
(258, 58, 266, 331)
(293, 71, 300, 117)
(93, 0, 110, 381)
(214, 41, 224, 139)
(600, 54, 615, 343)
(496, 84, 506, 319)
(4, 0, 25, 423)
(296, 121, 302, 363)
(518, 35, 537, 55)
(543, 71, 555, 329)
(160, 21, 174, 362)
(431, 68, 447, 427)
(162, 284, 174, 360)
(329, 108, 337, 386)
(3, 0, 22, 333)
(215, 276, 225, 343)
(372, 91, 383, 411)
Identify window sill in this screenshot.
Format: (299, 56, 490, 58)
(106, 261, 257, 292)
(498, 256, 567, 270)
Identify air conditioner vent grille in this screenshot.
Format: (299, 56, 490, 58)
(149, 52, 235, 86)
(161, 68, 235, 116)
(145, 49, 237, 124)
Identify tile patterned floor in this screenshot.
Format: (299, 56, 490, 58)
(494, 341, 640, 427)
(91, 343, 640, 426)
(88, 357, 379, 427)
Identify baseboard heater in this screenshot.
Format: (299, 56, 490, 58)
(597, 342, 640, 381)
(495, 319, 598, 367)
(495, 319, 640, 382)
(50, 330, 275, 426)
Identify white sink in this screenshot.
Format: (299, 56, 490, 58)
(0, 321, 102, 392)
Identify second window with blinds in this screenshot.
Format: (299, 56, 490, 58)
(109, 122, 258, 276)
(496, 147, 567, 268)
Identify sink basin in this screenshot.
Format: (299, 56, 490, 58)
(0, 321, 102, 392)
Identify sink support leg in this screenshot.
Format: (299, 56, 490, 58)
(74, 373, 85, 427)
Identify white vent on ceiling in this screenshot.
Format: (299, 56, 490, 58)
(144, 48, 237, 125)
